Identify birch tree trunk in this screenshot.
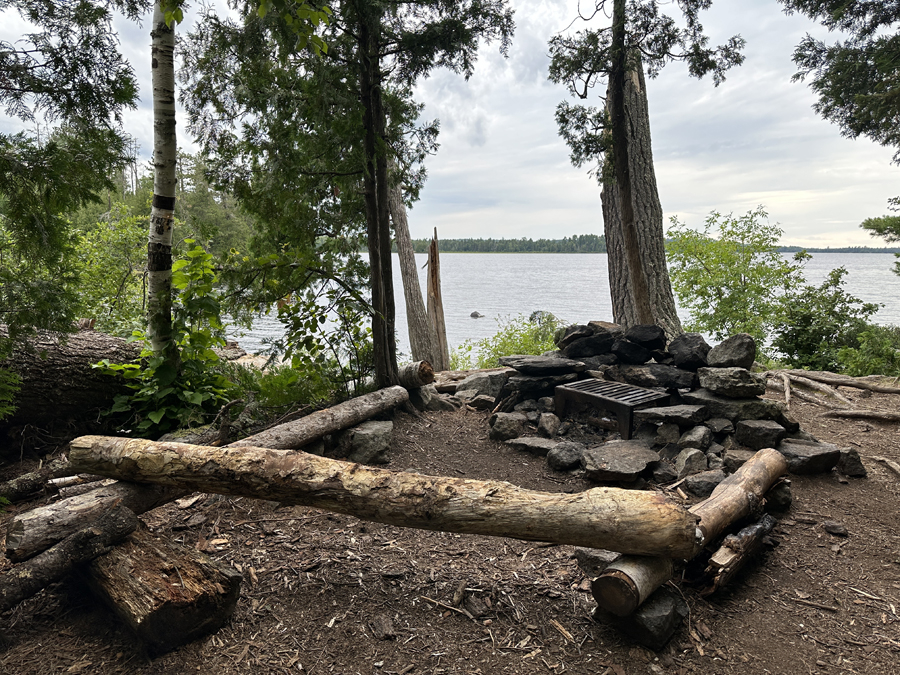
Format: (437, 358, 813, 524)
(603, 42, 682, 340)
(147, 6, 177, 360)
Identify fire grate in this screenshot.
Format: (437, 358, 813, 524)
(554, 379, 671, 440)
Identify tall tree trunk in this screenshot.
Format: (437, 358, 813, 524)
(147, 6, 177, 361)
(388, 167, 437, 364)
(603, 46, 682, 340)
(426, 229, 450, 371)
(357, 3, 398, 388)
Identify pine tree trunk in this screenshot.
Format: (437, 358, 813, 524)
(603, 38, 682, 340)
(389, 170, 437, 364)
(147, 6, 177, 361)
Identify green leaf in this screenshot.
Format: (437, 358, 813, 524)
(155, 361, 178, 386)
(148, 409, 166, 424)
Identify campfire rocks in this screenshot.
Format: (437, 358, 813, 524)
(582, 440, 660, 482)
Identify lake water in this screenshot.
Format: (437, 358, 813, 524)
(228, 252, 900, 356)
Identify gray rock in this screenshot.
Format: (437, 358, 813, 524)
(667, 333, 711, 371)
(707, 333, 757, 369)
(651, 461, 678, 484)
(606, 364, 697, 390)
(656, 423, 681, 445)
(680, 388, 787, 423)
(556, 324, 595, 349)
(457, 370, 511, 400)
(498, 354, 586, 376)
(678, 425, 713, 451)
(735, 419, 786, 451)
(837, 448, 867, 477)
(593, 585, 688, 651)
(683, 469, 726, 498)
(723, 447, 756, 474)
(507, 372, 579, 392)
(611, 338, 652, 365)
(467, 395, 496, 411)
(514, 399, 539, 412)
(537, 396, 555, 413)
(624, 324, 667, 351)
(778, 439, 841, 474)
(562, 333, 616, 359)
(823, 521, 849, 537)
(634, 405, 708, 427)
(706, 453, 725, 470)
(573, 547, 620, 577)
(340, 420, 394, 464)
(705, 418, 734, 434)
(525, 411, 540, 424)
(489, 412, 527, 441)
(675, 448, 708, 478)
(454, 388, 479, 402)
(538, 412, 561, 438)
(587, 321, 625, 339)
(707, 441, 725, 457)
(505, 436, 558, 456)
(582, 440, 659, 482)
(650, 349, 675, 365)
(766, 480, 792, 511)
(547, 442, 586, 471)
(698, 367, 766, 398)
(408, 384, 461, 412)
(657, 443, 682, 462)
(580, 354, 619, 369)
(470, 311, 484, 318)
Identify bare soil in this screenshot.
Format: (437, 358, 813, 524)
(1, 389, 899, 675)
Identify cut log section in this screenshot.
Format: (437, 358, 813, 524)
(701, 514, 777, 595)
(86, 526, 242, 655)
(398, 360, 435, 389)
(230, 385, 409, 449)
(0, 503, 138, 612)
(590, 556, 674, 617)
(69, 436, 702, 558)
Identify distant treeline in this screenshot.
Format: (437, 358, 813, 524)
(400, 234, 607, 253)
(779, 246, 900, 254)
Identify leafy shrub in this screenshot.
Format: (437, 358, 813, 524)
(451, 313, 564, 370)
(836, 325, 900, 377)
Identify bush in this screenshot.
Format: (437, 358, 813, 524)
(836, 325, 900, 377)
(450, 313, 564, 370)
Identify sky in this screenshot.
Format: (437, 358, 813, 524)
(4, 0, 899, 248)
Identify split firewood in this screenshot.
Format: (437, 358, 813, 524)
(590, 448, 787, 616)
(85, 526, 242, 655)
(68, 435, 702, 558)
(0, 456, 73, 503)
(398, 360, 435, 389)
(0, 502, 138, 612)
(701, 514, 777, 595)
(819, 409, 900, 423)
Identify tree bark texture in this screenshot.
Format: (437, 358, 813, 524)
(398, 360, 435, 390)
(147, 5, 177, 359)
(0, 456, 71, 503)
(86, 526, 243, 656)
(0, 329, 138, 435)
(701, 513, 777, 596)
(389, 172, 437, 365)
(230, 385, 409, 449)
(426, 229, 450, 371)
(0, 503, 138, 613)
(6, 481, 183, 562)
(602, 51, 682, 340)
(68, 435, 702, 558)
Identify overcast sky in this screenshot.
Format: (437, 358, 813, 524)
(5, 0, 899, 247)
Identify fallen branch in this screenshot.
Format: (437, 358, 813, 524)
(782, 370, 900, 395)
(818, 409, 900, 423)
(872, 456, 900, 480)
(766, 378, 833, 407)
(0, 456, 73, 503)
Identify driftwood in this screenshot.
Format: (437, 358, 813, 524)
(701, 514, 777, 596)
(819, 409, 900, 423)
(398, 360, 435, 389)
(6, 482, 183, 562)
(230, 385, 409, 449)
(426, 229, 450, 371)
(85, 526, 242, 655)
(0, 503, 138, 612)
(591, 448, 787, 615)
(0, 456, 73, 503)
(68, 436, 703, 558)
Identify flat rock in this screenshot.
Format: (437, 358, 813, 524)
(547, 441, 585, 470)
(538, 412, 561, 438)
(611, 338, 652, 365)
(675, 448, 708, 479)
(635, 405, 708, 427)
(683, 469, 726, 498)
(705, 418, 734, 434)
(507, 372, 578, 392)
(723, 447, 756, 474)
(489, 412, 527, 441)
(605, 364, 696, 390)
(667, 333, 711, 371)
(680, 388, 787, 423)
(698, 367, 766, 398)
(456, 370, 511, 400)
(624, 324, 667, 351)
(498, 355, 586, 376)
(678, 425, 712, 451)
(655, 423, 681, 445)
(778, 439, 841, 474)
(580, 354, 619, 369)
(582, 440, 659, 482)
(593, 585, 688, 651)
(823, 521, 849, 537)
(504, 436, 558, 456)
(837, 448, 867, 477)
(735, 419, 786, 451)
(556, 324, 595, 349)
(467, 394, 496, 410)
(707, 333, 757, 369)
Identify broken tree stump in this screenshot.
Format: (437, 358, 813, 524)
(0, 503, 138, 612)
(701, 513, 777, 595)
(230, 385, 409, 449)
(85, 526, 242, 655)
(398, 360, 435, 389)
(68, 436, 702, 558)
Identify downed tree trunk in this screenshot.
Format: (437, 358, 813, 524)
(230, 385, 409, 449)
(85, 526, 242, 655)
(0, 456, 73, 503)
(781, 369, 900, 395)
(6, 482, 183, 562)
(68, 436, 702, 558)
(0, 502, 138, 612)
(819, 408, 900, 423)
(591, 448, 787, 615)
(701, 513, 777, 595)
(398, 360, 435, 389)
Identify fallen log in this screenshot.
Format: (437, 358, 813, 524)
(0, 502, 138, 612)
(819, 408, 900, 423)
(85, 526, 242, 655)
(68, 436, 702, 558)
(701, 514, 777, 595)
(0, 456, 73, 503)
(398, 360, 435, 389)
(766, 377, 831, 407)
(781, 369, 900, 395)
(230, 385, 409, 449)
(5, 482, 183, 562)
(873, 456, 900, 480)
(590, 448, 787, 615)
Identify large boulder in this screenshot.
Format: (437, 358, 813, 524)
(456, 370, 511, 400)
(707, 333, 757, 369)
(697, 367, 766, 398)
(624, 324, 667, 351)
(680, 388, 788, 424)
(547, 441, 585, 471)
(604, 364, 696, 390)
(489, 412, 527, 441)
(777, 439, 841, 474)
(582, 440, 659, 482)
(562, 333, 616, 359)
(338, 420, 394, 464)
(735, 419, 786, 451)
(611, 339, 652, 365)
(667, 333, 711, 371)
(498, 355, 585, 376)
(634, 405, 708, 427)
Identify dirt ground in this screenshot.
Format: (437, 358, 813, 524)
(1, 387, 899, 675)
